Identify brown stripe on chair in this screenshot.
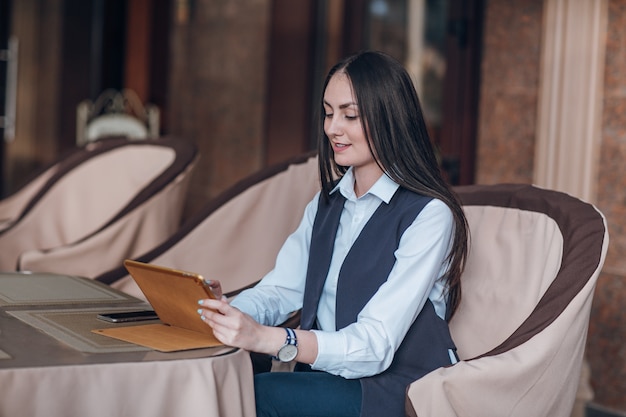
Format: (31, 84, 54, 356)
(454, 183, 607, 359)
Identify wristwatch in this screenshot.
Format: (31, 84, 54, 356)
(274, 328, 298, 362)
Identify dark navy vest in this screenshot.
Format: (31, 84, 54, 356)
(300, 187, 457, 417)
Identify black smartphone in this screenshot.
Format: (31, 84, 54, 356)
(96, 310, 159, 323)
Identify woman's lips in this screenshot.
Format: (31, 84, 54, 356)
(333, 142, 350, 152)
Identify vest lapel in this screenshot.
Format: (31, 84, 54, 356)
(300, 192, 345, 330)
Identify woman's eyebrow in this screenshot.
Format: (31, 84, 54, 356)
(323, 100, 358, 109)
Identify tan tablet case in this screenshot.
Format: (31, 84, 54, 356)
(93, 260, 223, 352)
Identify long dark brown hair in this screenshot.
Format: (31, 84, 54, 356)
(317, 50, 469, 319)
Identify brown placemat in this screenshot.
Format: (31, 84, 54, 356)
(93, 323, 223, 352)
(0, 273, 138, 306)
(8, 307, 154, 353)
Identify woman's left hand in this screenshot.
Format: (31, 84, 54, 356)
(203, 279, 225, 300)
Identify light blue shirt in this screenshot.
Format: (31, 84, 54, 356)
(231, 168, 454, 378)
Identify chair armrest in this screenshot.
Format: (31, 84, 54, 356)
(406, 276, 598, 417)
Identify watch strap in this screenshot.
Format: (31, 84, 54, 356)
(272, 328, 297, 361)
(284, 328, 297, 346)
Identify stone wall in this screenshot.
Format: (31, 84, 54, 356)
(588, 0, 626, 412)
(476, 0, 543, 185)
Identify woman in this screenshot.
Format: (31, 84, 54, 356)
(197, 50, 469, 417)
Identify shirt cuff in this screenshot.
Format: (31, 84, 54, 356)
(310, 329, 347, 371)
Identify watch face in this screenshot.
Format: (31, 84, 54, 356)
(277, 343, 298, 362)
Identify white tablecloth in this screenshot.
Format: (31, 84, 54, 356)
(0, 273, 256, 417)
(0, 348, 255, 417)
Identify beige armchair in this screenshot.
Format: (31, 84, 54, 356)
(0, 136, 198, 279)
(406, 184, 609, 417)
(95, 152, 320, 300)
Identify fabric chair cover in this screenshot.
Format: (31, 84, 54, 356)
(406, 184, 609, 417)
(95, 152, 320, 300)
(0, 162, 61, 232)
(0, 136, 198, 278)
(0, 140, 138, 231)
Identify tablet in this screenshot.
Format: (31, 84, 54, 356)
(93, 260, 222, 352)
(121, 259, 217, 335)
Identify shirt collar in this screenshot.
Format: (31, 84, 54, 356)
(331, 167, 399, 203)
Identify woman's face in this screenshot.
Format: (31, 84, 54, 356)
(323, 73, 380, 177)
